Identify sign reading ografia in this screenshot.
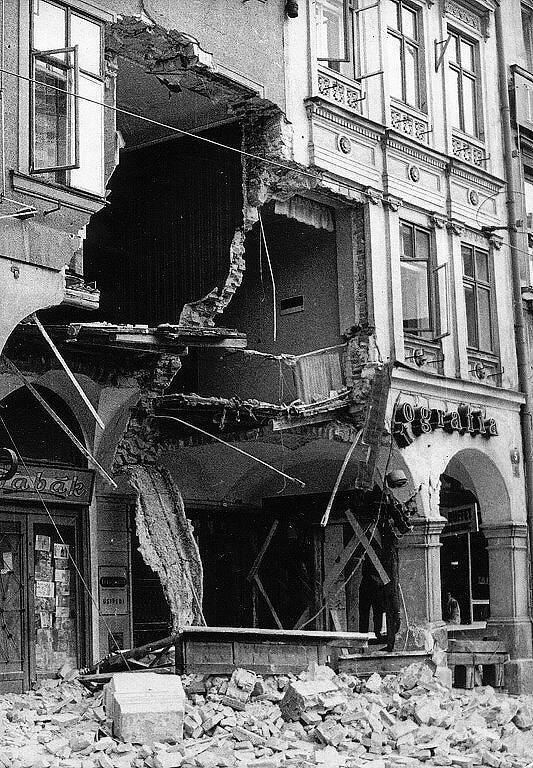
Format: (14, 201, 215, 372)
(393, 402, 498, 448)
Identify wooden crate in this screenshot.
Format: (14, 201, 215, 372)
(175, 626, 371, 675)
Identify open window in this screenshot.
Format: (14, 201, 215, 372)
(400, 222, 440, 338)
(30, 0, 105, 196)
(315, 0, 361, 80)
(31, 46, 79, 175)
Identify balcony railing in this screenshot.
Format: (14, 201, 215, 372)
(316, 66, 363, 114)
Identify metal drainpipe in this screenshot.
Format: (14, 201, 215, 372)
(495, 2, 533, 634)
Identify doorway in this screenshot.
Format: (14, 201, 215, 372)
(440, 474, 490, 625)
(0, 507, 86, 692)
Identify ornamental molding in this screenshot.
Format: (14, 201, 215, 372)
(444, 1, 482, 32)
(448, 160, 504, 194)
(444, 0, 492, 37)
(385, 135, 448, 171)
(305, 99, 382, 143)
(462, 226, 489, 245)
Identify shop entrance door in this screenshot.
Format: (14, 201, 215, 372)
(440, 504, 490, 625)
(0, 508, 85, 692)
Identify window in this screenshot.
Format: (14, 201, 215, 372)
(462, 244, 493, 352)
(523, 4, 533, 71)
(447, 30, 480, 137)
(31, 0, 104, 195)
(400, 222, 435, 336)
(385, 0, 424, 109)
(315, 0, 357, 78)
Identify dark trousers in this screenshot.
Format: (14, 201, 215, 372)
(359, 580, 384, 635)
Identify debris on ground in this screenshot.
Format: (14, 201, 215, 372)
(3, 662, 533, 768)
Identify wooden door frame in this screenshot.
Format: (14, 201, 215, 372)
(0, 513, 29, 691)
(0, 502, 91, 688)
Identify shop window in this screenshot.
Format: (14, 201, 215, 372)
(315, 0, 357, 78)
(385, 0, 425, 110)
(447, 30, 482, 138)
(400, 222, 436, 336)
(462, 244, 494, 353)
(30, 0, 104, 196)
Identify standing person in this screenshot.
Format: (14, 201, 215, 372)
(443, 591, 461, 624)
(358, 539, 385, 641)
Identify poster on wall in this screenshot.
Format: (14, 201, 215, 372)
(0, 551, 13, 574)
(35, 551, 52, 580)
(35, 581, 54, 599)
(35, 535, 51, 552)
(54, 543, 69, 560)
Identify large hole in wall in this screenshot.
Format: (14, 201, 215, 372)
(82, 123, 244, 326)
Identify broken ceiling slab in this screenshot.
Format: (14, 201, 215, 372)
(12, 322, 247, 356)
(154, 390, 352, 433)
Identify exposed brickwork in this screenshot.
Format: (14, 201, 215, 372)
(352, 206, 368, 327)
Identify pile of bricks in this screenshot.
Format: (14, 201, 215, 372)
(2, 662, 533, 768)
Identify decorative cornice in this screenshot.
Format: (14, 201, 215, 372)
(448, 160, 504, 194)
(384, 134, 448, 171)
(305, 98, 383, 143)
(383, 194, 403, 212)
(444, 0, 491, 38)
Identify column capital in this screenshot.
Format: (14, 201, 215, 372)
(400, 515, 447, 547)
(483, 522, 529, 544)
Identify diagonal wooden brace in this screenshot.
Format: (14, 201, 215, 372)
(344, 509, 390, 585)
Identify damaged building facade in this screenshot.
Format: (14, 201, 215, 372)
(0, 0, 532, 692)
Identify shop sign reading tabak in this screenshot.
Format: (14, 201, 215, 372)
(0, 463, 95, 505)
(393, 402, 498, 447)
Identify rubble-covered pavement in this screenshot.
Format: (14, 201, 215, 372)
(4, 663, 533, 768)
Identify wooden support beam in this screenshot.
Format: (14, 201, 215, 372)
(254, 574, 283, 629)
(344, 509, 390, 585)
(247, 520, 279, 581)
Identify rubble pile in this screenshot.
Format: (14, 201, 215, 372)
(3, 663, 533, 768)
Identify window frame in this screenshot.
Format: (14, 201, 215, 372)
(522, 2, 533, 71)
(399, 221, 438, 338)
(316, 0, 359, 79)
(30, 46, 80, 175)
(386, 0, 425, 111)
(461, 243, 494, 353)
(447, 28, 482, 139)
(29, 0, 105, 193)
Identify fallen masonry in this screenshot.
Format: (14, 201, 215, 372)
(4, 663, 533, 768)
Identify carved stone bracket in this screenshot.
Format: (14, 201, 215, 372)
(447, 219, 465, 236)
(488, 233, 504, 250)
(382, 194, 403, 212)
(430, 213, 447, 229)
(363, 187, 383, 205)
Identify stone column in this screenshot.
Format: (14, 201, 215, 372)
(398, 516, 447, 649)
(484, 523, 532, 659)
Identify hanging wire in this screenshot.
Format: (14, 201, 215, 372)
(1, 356, 116, 487)
(0, 66, 320, 184)
(258, 209, 277, 342)
(0, 412, 132, 669)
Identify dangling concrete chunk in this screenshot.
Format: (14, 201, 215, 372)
(104, 672, 185, 744)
